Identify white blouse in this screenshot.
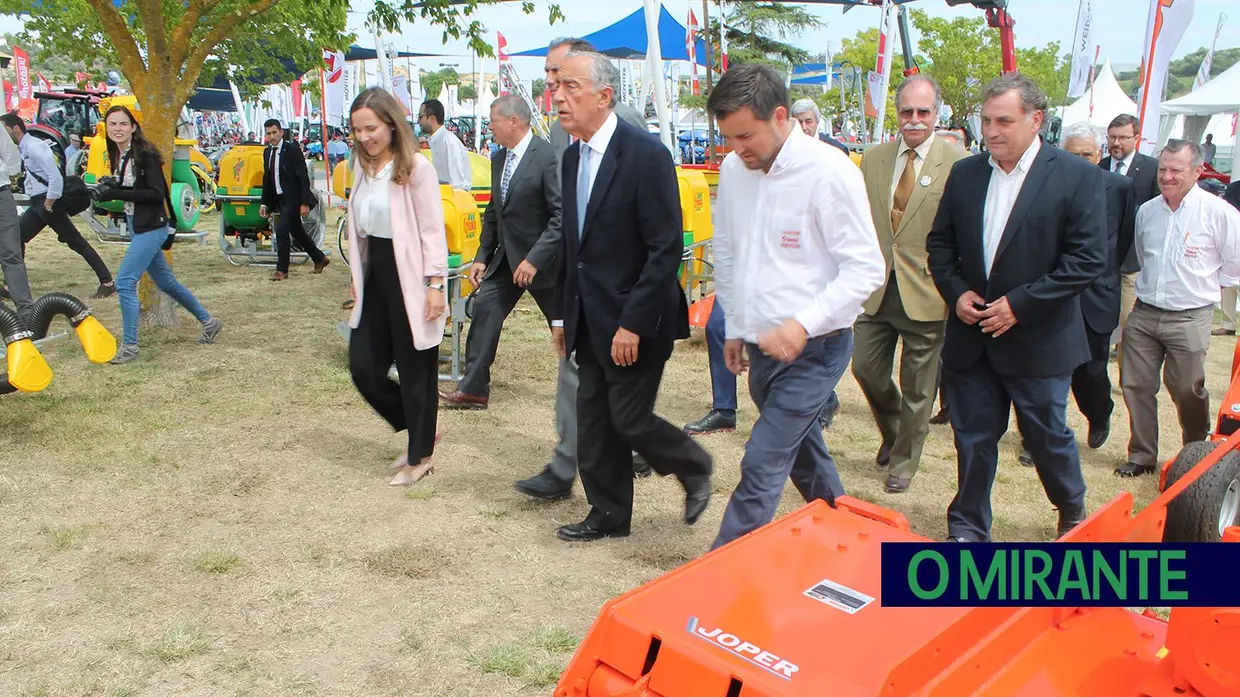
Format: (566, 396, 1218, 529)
(355, 160, 394, 239)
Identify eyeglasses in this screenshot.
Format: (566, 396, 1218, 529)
(1107, 134, 1136, 142)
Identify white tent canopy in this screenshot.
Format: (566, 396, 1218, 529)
(1058, 60, 1138, 129)
(1161, 61, 1240, 116)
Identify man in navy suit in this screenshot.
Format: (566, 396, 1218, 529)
(927, 74, 1106, 542)
(1100, 113, 1159, 349)
(547, 50, 713, 542)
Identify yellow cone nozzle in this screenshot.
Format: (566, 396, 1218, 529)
(6, 338, 54, 393)
(74, 315, 118, 364)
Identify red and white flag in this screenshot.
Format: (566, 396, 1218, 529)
(1136, 0, 1195, 154)
(12, 46, 35, 119)
(719, 2, 729, 72)
(497, 31, 509, 96)
(686, 9, 700, 95)
(36, 73, 50, 93)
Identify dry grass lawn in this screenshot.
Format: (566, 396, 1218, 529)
(1, 209, 1234, 696)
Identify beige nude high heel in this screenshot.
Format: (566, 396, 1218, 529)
(389, 461, 435, 487)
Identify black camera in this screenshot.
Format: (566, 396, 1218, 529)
(91, 175, 119, 201)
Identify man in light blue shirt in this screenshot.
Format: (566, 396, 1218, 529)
(2, 114, 114, 298)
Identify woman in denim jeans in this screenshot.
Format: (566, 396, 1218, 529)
(94, 105, 222, 364)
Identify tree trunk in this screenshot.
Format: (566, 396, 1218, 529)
(134, 79, 182, 329)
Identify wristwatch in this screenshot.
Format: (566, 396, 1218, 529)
(426, 281, 445, 291)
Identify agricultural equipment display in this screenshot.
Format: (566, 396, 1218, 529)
(556, 340, 1240, 696)
(1, 293, 116, 396)
(215, 143, 327, 267)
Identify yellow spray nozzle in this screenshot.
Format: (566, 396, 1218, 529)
(74, 315, 118, 364)
(6, 338, 54, 393)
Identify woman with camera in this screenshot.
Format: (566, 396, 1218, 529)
(344, 87, 448, 487)
(93, 105, 223, 364)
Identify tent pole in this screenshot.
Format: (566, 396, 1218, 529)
(702, 0, 716, 163)
(643, 0, 673, 154)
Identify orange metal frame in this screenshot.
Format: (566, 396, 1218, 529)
(556, 345, 1240, 697)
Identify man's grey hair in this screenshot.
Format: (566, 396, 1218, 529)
(563, 50, 620, 108)
(1162, 139, 1205, 169)
(549, 37, 595, 53)
(491, 93, 532, 125)
(790, 98, 821, 121)
(895, 74, 943, 112)
(1062, 121, 1103, 151)
(980, 72, 1049, 116)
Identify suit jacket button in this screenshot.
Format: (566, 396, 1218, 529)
(577, 262, 584, 269)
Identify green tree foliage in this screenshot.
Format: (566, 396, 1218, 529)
(908, 9, 1000, 121)
(420, 67, 461, 102)
(2, 33, 100, 83)
(705, 2, 823, 70)
(1115, 47, 1240, 101)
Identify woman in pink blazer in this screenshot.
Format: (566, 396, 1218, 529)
(346, 87, 449, 486)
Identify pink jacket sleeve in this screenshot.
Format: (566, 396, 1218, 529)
(410, 153, 449, 277)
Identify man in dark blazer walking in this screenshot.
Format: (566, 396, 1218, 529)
(1100, 113, 1158, 346)
(548, 49, 712, 542)
(927, 74, 1106, 543)
(439, 95, 562, 408)
(261, 119, 328, 281)
(1060, 122, 1135, 449)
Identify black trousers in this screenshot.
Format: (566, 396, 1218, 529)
(458, 259, 557, 397)
(20, 194, 112, 284)
(349, 238, 439, 460)
(945, 354, 1086, 542)
(275, 200, 325, 273)
(575, 319, 712, 531)
(1070, 327, 1114, 427)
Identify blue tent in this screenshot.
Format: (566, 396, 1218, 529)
(187, 87, 239, 112)
(511, 6, 706, 65)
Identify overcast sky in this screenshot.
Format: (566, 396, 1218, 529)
(2, 0, 1237, 80)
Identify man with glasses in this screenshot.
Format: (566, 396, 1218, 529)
(1100, 114, 1158, 352)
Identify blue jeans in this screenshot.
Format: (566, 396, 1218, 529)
(707, 298, 839, 420)
(711, 330, 853, 549)
(116, 221, 209, 345)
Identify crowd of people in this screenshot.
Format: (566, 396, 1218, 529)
(2, 34, 1238, 549)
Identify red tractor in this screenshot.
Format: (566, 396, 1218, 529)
(27, 88, 108, 175)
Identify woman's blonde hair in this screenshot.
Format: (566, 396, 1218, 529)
(349, 87, 419, 185)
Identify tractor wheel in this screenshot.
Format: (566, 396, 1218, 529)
(1162, 441, 1240, 543)
(169, 182, 201, 232)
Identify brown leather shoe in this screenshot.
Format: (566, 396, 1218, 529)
(271, 271, 287, 281)
(885, 475, 911, 493)
(313, 258, 330, 274)
(438, 389, 488, 409)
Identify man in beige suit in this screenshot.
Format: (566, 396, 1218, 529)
(853, 75, 967, 494)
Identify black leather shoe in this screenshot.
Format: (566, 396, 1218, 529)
(556, 520, 630, 542)
(875, 442, 893, 468)
(819, 393, 840, 430)
(684, 410, 736, 435)
(1019, 449, 1034, 467)
(680, 475, 711, 525)
(1087, 421, 1110, 449)
(514, 470, 573, 500)
(633, 452, 654, 478)
(1057, 505, 1088, 538)
(945, 535, 972, 542)
(929, 408, 950, 425)
(1114, 462, 1155, 477)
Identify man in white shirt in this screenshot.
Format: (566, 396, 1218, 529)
(707, 64, 886, 550)
(1116, 140, 1240, 478)
(417, 99, 472, 191)
(0, 114, 32, 319)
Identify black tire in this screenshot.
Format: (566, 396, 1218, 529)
(337, 217, 349, 268)
(1162, 441, 1240, 543)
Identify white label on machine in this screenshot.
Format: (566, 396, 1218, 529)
(803, 578, 874, 614)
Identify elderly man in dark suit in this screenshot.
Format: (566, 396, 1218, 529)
(261, 119, 328, 281)
(547, 49, 713, 542)
(439, 94, 562, 409)
(927, 74, 1106, 543)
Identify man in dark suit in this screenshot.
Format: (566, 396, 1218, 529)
(261, 119, 328, 281)
(1100, 113, 1158, 346)
(548, 49, 713, 542)
(1059, 122, 1135, 450)
(926, 74, 1106, 543)
(439, 95, 562, 408)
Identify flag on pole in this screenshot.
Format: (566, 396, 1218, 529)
(292, 79, 303, 118)
(322, 48, 350, 128)
(719, 2, 729, 72)
(36, 73, 50, 93)
(1193, 13, 1225, 89)
(12, 47, 35, 119)
(1136, 0, 1195, 155)
(686, 9, 700, 95)
(1066, 0, 1095, 99)
(497, 31, 509, 95)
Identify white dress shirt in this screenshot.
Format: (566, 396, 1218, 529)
(500, 129, 534, 200)
(0, 130, 21, 183)
(577, 111, 618, 197)
(982, 137, 1041, 277)
(272, 144, 283, 196)
(889, 131, 936, 205)
(1134, 185, 1240, 311)
(428, 127, 472, 191)
(354, 160, 394, 239)
(1111, 149, 1135, 176)
(714, 128, 886, 343)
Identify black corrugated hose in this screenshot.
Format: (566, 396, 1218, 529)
(1, 293, 94, 395)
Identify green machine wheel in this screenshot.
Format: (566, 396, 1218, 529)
(169, 182, 201, 232)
